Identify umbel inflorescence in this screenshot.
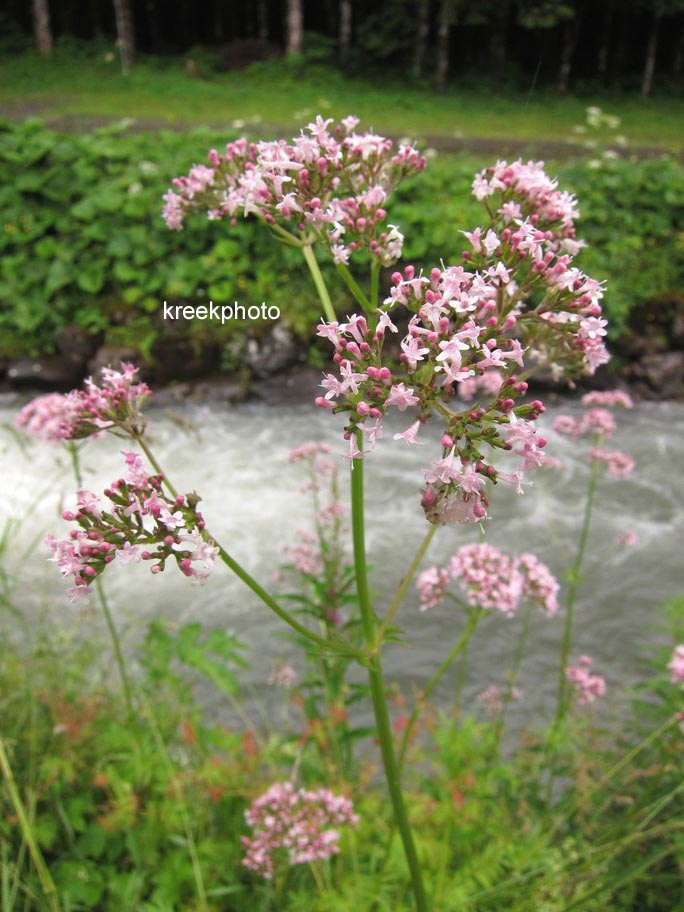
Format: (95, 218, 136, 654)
(163, 114, 425, 266)
(165, 117, 609, 527)
(16, 365, 218, 601)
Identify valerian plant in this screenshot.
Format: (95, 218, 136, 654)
(22, 116, 614, 911)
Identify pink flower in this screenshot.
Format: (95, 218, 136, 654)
(589, 447, 635, 477)
(393, 420, 423, 445)
(668, 645, 684, 685)
(15, 393, 82, 444)
(581, 390, 633, 409)
(15, 363, 150, 443)
(476, 684, 522, 714)
(385, 383, 420, 411)
(615, 530, 639, 547)
(416, 566, 450, 611)
(420, 543, 559, 617)
(268, 664, 299, 688)
(566, 657, 606, 705)
(242, 782, 359, 880)
(48, 453, 215, 594)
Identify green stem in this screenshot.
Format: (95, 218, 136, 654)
(95, 577, 136, 723)
(370, 259, 380, 310)
(376, 525, 437, 646)
(452, 636, 470, 716)
(335, 262, 371, 311)
(215, 544, 360, 657)
(133, 434, 178, 498)
(350, 439, 428, 912)
(554, 460, 600, 728)
(302, 244, 336, 323)
(493, 601, 531, 753)
(133, 434, 360, 658)
(0, 737, 61, 912)
(65, 443, 136, 724)
(398, 609, 482, 774)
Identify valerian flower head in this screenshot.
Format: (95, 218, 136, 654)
(47, 451, 216, 600)
(566, 655, 606, 705)
(668, 645, 684, 685)
(16, 363, 150, 443)
(163, 116, 426, 267)
(242, 781, 359, 880)
(418, 543, 559, 617)
(552, 389, 635, 478)
(314, 158, 610, 524)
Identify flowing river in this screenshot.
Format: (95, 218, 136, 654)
(1, 395, 683, 728)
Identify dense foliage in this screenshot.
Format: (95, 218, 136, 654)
(2, 596, 684, 910)
(1, 118, 683, 369)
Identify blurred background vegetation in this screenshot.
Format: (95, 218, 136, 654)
(1, 0, 683, 389)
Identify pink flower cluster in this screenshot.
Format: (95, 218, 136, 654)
(163, 116, 425, 266)
(552, 408, 616, 439)
(457, 369, 504, 401)
(552, 388, 635, 478)
(566, 655, 606, 705)
(468, 159, 609, 375)
(668, 645, 684, 685)
(269, 664, 299, 689)
(589, 446, 635, 478)
(476, 684, 522, 715)
(316, 304, 548, 523)
(242, 781, 359, 880)
(16, 364, 150, 443)
(417, 543, 559, 616)
(581, 389, 633, 409)
(315, 160, 609, 522)
(47, 451, 217, 600)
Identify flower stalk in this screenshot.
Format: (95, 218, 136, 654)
(350, 436, 429, 912)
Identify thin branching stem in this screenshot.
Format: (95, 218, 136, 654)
(350, 435, 429, 912)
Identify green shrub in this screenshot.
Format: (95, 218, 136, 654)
(2, 119, 683, 364)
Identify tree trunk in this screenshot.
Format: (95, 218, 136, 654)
(339, 0, 352, 66)
(413, 0, 430, 79)
(145, 0, 160, 51)
(673, 20, 684, 79)
(641, 12, 661, 98)
(286, 0, 303, 56)
(32, 0, 53, 56)
(257, 0, 269, 41)
(596, 1, 613, 84)
(213, 0, 224, 42)
(610, 10, 630, 88)
(557, 11, 581, 95)
(489, 0, 510, 91)
(435, 0, 454, 94)
(113, 0, 135, 74)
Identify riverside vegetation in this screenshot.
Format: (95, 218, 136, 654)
(2, 115, 684, 911)
(1, 117, 683, 373)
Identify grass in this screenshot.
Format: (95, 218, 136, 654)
(1, 49, 683, 149)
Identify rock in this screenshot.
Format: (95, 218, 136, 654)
(146, 382, 192, 407)
(148, 338, 221, 384)
(188, 376, 250, 405)
(255, 368, 322, 406)
(56, 326, 98, 366)
(6, 356, 83, 391)
(632, 351, 684, 398)
(88, 346, 141, 380)
(244, 325, 301, 378)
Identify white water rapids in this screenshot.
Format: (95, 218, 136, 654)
(1, 395, 682, 728)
